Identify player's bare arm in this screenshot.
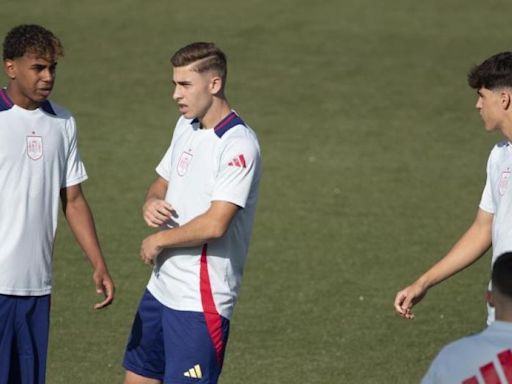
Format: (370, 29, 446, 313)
(140, 200, 239, 264)
(394, 208, 493, 319)
(142, 176, 175, 228)
(60, 184, 115, 309)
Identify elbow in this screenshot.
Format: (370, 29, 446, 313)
(207, 222, 229, 240)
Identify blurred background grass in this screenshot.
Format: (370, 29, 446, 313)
(1, 0, 511, 382)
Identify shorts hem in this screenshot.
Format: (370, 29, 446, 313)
(123, 361, 163, 381)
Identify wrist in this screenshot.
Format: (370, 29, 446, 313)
(154, 231, 167, 250)
(416, 275, 432, 291)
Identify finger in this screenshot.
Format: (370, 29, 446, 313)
(152, 210, 172, 222)
(93, 281, 114, 310)
(401, 295, 413, 312)
(394, 292, 407, 314)
(144, 216, 161, 228)
(144, 210, 171, 226)
(156, 201, 174, 213)
(94, 295, 112, 309)
(156, 205, 174, 217)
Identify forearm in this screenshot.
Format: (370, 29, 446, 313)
(415, 217, 491, 290)
(155, 213, 226, 249)
(65, 196, 108, 271)
(145, 177, 168, 202)
(140, 201, 239, 263)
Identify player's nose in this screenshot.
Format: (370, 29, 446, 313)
(172, 86, 181, 101)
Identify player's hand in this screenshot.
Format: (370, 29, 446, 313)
(140, 233, 163, 265)
(394, 282, 428, 320)
(92, 267, 115, 310)
(143, 198, 176, 228)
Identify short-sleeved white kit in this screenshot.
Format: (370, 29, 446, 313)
(479, 141, 512, 322)
(480, 141, 512, 261)
(147, 112, 261, 320)
(422, 321, 512, 384)
(0, 89, 87, 296)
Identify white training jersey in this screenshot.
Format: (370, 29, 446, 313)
(0, 89, 88, 296)
(479, 141, 512, 323)
(480, 141, 512, 261)
(147, 112, 261, 320)
(422, 321, 512, 384)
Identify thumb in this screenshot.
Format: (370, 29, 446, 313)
(95, 279, 105, 294)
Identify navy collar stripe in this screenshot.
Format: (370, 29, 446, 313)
(0, 89, 14, 111)
(0, 88, 56, 115)
(41, 100, 56, 116)
(190, 112, 246, 138)
(214, 112, 245, 138)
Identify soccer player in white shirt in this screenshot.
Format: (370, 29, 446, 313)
(422, 252, 512, 384)
(394, 52, 512, 324)
(0, 24, 115, 384)
(123, 43, 261, 384)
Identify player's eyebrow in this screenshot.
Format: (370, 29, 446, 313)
(173, 80, 192, 86)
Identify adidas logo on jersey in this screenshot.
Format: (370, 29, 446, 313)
(228, 154, 246, 168)
(184, 364, 202, 379)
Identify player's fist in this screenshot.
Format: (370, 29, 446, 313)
(140, 233, 163, 264)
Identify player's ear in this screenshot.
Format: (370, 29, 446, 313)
(3, 59, 16, 79)
(500, 90, 511, 110)
(209, 75, 223, 95)
(486, 290, 495, 307)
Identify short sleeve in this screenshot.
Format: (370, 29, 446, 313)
(211, 135, 260, 208)
(156, 142, 174, 181)
(62, 116, 88, 187)
(156, 119, 184, 181)
(479, 154, 495, 214)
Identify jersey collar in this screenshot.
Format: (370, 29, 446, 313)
(190, 111, 245, 138)
(0, 88, 56, 115)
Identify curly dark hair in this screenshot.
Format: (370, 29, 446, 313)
(492, 252, 512, 297)
(171, 42, 227, 84)
(468, 52, 512, 90)
(3, 24, 63, 61)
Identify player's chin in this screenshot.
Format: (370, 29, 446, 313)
(34, 90, 52, 101)
(181, 111, 195, 119)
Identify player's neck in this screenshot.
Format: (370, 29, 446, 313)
(494, 305, 512, 322)
(6, 83, 41, 110)
(502, 120, 512, 143)
(199, 99, 231, 129)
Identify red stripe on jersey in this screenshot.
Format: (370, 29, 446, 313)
(480, 362, 501, 384)
(200, 244, 224, 366)
(462, 377, 478, 384)
(239, 154, 246, 168)
(498, 349, 512, 381)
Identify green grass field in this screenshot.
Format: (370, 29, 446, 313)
(2, 0, 512, 382)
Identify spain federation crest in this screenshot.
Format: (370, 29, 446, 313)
(499, 169, 511, 196)
(177, 151, 193, 176)
(26, 136, 43, 160)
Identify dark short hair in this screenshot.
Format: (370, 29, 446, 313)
(468, 52, 512, 90)
(3, 24, 63, 61)
(170, 42, 227, 83)
(492, 252, 512, 297)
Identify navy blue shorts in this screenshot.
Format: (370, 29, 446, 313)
(0, 294, 50, 384)
(123, 290, 230, 384)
